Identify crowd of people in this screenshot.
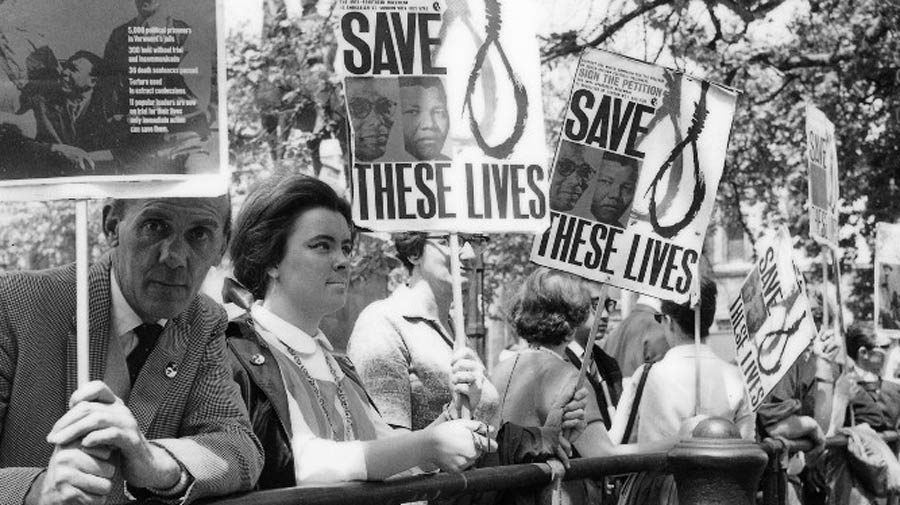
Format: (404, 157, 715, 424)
(0, 174, 898, 505)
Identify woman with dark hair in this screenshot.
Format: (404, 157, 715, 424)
(347, 231, 499, 432)
(225, 175, 498, 488)
(490, 267, 614, 504)
(610, 273, 752, 505)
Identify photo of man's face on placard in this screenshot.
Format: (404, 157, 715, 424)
(398, 76, 450, 161)
(879, 262, 900, 330)
(588, 150, 638, 227)
(346, 77, 400, 162)
(549, 140, 596, 212)
(741, 268, 767, 336)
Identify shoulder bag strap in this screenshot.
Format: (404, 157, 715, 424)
(622, 362, 654, 443)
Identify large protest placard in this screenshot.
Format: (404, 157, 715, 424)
(805, 104, 839, 247)
(530, 49, 738, 304)
(0, 0, 226, 201)
(875, 222, 900, 337)
(729, 227, 816, 410)
(335, 0, 549, 233)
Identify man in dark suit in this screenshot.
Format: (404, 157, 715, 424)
(0, 196, 263, 505)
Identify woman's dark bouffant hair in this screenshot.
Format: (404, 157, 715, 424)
(393, 232, 429, 273)
(509, 267, 591, 347)
(230, 175, 352, 300)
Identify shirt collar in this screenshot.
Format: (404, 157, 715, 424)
(391, 284, 439, 322)
(251, 302, 333, 354)
(110, 270, 167, 339)
(664, 342, 717, 359)
(567, 340, 586, 356)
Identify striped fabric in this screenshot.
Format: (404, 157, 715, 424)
(0, 254, 263, 504)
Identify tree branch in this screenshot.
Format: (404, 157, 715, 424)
(541, 0, 675, 63)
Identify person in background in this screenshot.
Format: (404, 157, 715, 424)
(348, 232, 499, 433)
(225, 175, 498, 487)
(611, 273, 753, 505)
(492, 268, 615, 505)
(565, 281, 622, 428)
(601, 294, 668, 379)
(0, 196, 263, 505)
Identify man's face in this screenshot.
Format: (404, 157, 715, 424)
(400, 84, 449, 160)
(135, 0, 162, 18)
(349, 80, 396, 162)
(590, 157, 637, 226)
(107, 198, 228, 322)
(60, 58, 96, 96)
(550, 147, 594, 211)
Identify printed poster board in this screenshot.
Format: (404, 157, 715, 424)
(805, 104, 839, 248)
(530, 49, 738, 304)
(0, 0, 227, 201)
(875, 222, 900, 338)
(335, 0, 549, 233)
(729, 226, 816, 410)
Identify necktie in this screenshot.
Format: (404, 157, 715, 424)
(128, 323, 163, 384)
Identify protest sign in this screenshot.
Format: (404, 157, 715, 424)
(530, 49, 738, 304)
(335, 0, 549, 233)
(729, 226, 816, 410)
(805, 104, 839, 247)
(0, 0, 226, 201)
(875, 222, 900, 337)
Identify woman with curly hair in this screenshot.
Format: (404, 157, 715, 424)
(491, 267, 614, 503)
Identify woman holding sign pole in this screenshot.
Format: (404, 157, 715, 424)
(224, 176, 498, 487)
(491, 268, 615, 505)
(348, 232, 500, 432)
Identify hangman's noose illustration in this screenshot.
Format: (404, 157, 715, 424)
(644, 80, 711, 239)
(463, 0, 528, 159)
(757, 309, 806, 375)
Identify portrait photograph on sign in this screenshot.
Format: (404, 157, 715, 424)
(876, 222, 900, 336)
(336, 0, 550, 233)
(0, 0, 224, 200)
(531, 49, 738, 304)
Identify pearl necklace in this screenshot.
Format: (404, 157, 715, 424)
(279, 339, 355, 441)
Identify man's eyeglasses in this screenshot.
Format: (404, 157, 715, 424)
(556, 157, 595, 179)
(349, 96, 396, 120)
(653, 313, 666, 324)
(425, 233, 490, 257)
(591, 297, 617, 314)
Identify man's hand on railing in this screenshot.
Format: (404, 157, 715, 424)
(767, 414, 826, 467)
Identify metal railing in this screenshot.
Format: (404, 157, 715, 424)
(205, 432, 900, 505)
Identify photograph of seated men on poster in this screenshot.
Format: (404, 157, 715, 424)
(0, 0, 218, 182)
(551, 140, 639, 229)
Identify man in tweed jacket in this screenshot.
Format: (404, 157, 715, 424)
(0, 197, 263, 505)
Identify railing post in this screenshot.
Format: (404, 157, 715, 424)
(667, 417, 768, 505)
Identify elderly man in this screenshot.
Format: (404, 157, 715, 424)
(399, 76, 450, 161)
(0, 196, 263, 505)
(549, 141, 596, 212)
(347, 78, 397, 162)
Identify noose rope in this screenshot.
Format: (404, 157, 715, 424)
(462, 0, 528, 159)
(645, 80, 711, 239)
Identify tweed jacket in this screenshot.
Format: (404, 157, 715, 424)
(0, 255, 263, 504)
